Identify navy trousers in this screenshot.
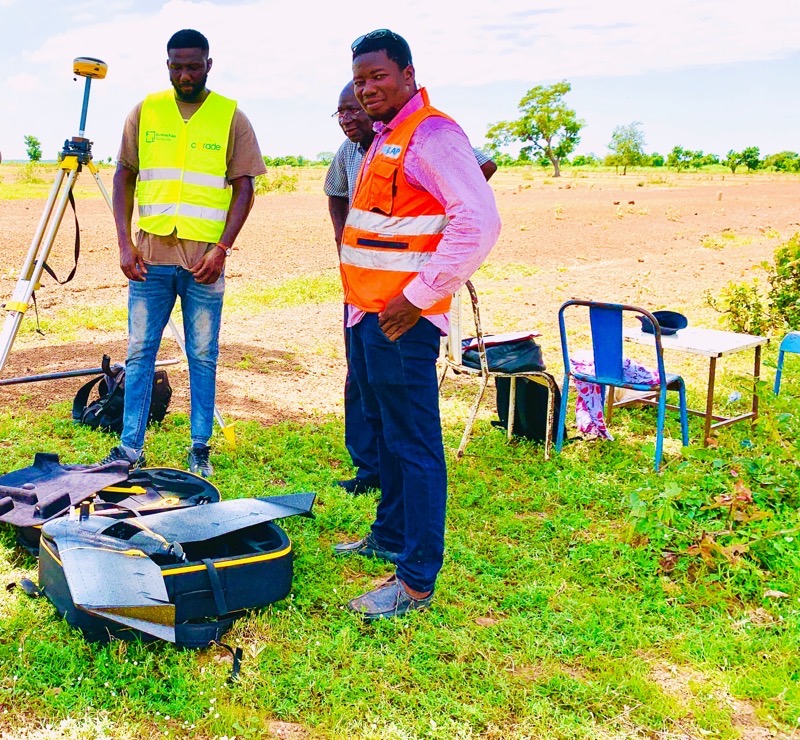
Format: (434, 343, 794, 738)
(347, 313, 447, 593)
(344, 306, 380, 481)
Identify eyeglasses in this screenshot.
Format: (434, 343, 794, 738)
(351, 28, 403, 52)
(331, 107, 363, 121)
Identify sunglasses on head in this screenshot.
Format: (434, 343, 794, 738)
(351, 28, 404, 52)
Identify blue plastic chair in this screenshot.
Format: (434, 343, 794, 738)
(555, 300, 690, 470)
(773, 331, 800, 395)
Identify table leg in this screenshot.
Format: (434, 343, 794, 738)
(752, 344, 762, 425)
(704, 357, 717, 446)
(508, 376, 516, 442)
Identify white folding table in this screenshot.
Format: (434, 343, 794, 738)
(619, 326, 769, 445)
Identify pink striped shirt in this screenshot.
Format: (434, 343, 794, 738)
(346, 89, 501, 335)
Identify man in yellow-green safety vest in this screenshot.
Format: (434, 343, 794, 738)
(100, 29, 266, 478)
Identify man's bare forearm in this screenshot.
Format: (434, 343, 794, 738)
(218, 175, 255, 248)
(112, 164, 138, 248)
(328, 195, 350, 253)
(113, 163, 149, 280)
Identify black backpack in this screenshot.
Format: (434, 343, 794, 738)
(494, 375, 565, 443)
(72, 355, 172, 434)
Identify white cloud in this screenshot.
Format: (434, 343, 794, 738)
(5, 72, 41, 93)
(17, 0, 800, 98)
(0, 0, 798, 158)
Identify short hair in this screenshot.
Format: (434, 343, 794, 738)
(352, 30, 412, 70)
(167, 29, 209, 54)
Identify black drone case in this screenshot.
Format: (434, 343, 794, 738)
(39, 519, 293, 647)
(36, 496, 312, 648)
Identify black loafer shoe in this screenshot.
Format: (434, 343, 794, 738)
(347, 576, 433, 622)
(336, 475, 381, 495)
(333, 533, 399, 563)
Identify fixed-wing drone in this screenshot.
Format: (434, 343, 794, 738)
(38, 493, 315, 646)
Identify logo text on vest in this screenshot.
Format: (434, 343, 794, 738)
(145, 131, 177, 144)
(380, 144, 403, 159)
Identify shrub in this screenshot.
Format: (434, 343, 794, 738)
(570, 153, 599, 167)
(707, 232, 800, 333)
(254, 169, 298, 194)
(18, 162, 44, 184)
(706, 280, 770, 335)
(767, 232, 800, 329)
(762, 151, 800, 172)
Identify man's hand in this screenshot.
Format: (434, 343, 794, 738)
(378, 293, 422, 341)
(189, 246, 226, 284)
(119, 239, 148, 282)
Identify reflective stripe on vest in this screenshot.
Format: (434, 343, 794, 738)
(345, 208, 450, 237)
(137, 90, 236, 243)
(340, 244, 433, 272)
(339, 88, 454, 316)
(139, 203, 228, 221)
(139, 168, 227, 189)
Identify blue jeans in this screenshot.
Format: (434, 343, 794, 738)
(122, 265, 224, 451)
(348, 313, 447, 593)
(343, 306, 380, 481)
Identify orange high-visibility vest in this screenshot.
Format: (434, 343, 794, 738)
(340, 89, 452, 315)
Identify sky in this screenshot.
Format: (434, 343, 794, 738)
(1, 0, 798, 162)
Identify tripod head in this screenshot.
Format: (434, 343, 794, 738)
(63, 57, 108, 163)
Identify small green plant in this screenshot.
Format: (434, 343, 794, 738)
(767, 232, 800, 329)
(706, 280, 770, 335)
(707, 232, 800, 333)
(701, 229, 752, 250)
(17, 162, 44, 185)
(254, 169, 299, 194)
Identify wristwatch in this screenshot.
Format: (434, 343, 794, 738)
(216, 243, 232, 258)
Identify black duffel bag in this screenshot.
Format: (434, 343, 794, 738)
(72, 355, 172, 434)
(460, 335, 546, 374)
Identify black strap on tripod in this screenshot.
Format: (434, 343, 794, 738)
(30, 292, 46, 337)
(42, 190, 80, 285)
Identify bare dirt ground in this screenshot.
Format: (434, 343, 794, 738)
(0, 166, 798, 427)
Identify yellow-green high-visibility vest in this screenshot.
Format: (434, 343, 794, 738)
(137, 89, 237, 243)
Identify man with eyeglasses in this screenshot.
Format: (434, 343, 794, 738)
(333, 30, 501, 621)
(325, 82, 497, 497)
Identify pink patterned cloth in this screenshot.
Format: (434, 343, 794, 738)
(569, 350, 661, 440)
(346, 88, 501, 335)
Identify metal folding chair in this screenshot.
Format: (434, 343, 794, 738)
(439, 281, 558, 460)
(555, 300, 690, 470)
(773, 331, 800, 395)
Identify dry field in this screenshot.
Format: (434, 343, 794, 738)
(0, 165, 798, 427)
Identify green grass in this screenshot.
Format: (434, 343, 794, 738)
(702, 229, 754, 250)
(475, 261, 541, 281)
(1, 372, 799, 738)
(0, 163, 109, 201)
(225, 271, 343, 313)
(11, 271, 343, 345)
(17, 305, 128, 341)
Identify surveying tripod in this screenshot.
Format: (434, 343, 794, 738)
(0, 57, 235, 444)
